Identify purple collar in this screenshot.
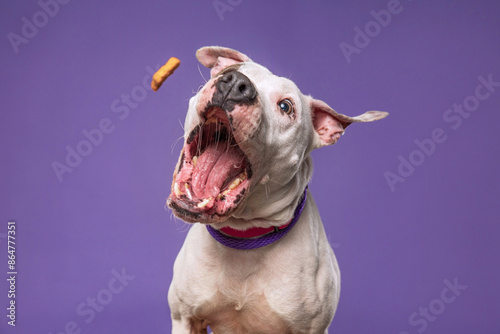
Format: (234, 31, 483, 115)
(206, 187, 308, 250)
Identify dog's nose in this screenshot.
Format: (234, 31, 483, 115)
(216, 70, 257, 104)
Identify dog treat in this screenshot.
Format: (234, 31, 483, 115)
(151, 57, 181, 91)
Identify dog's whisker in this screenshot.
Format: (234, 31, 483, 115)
(197, 123, 204, 156)
(178, 118, 185, 131)
(171, 135, 184, 155)
(267, 176, 287, 187)
(264, 183, 270, 199)
(176, 221, 191, 233)
(215, 120, 221, 151)
(193, 85, 204, 95)
(169, 119, 186, 154)
(166, 205, 190, 231)
(198, 64, 208, 84)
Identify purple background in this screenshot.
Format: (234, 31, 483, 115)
(1, 0, 499, 333)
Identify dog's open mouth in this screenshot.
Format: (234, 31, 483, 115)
(168, 107, 252, 222)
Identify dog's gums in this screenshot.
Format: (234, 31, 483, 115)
(168, 107, 251, 222)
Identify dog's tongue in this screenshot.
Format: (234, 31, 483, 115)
(191, 143, 245, 199)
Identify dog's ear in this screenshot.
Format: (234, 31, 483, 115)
(311, 98, 388, 149)
(196, 46, 252, 77)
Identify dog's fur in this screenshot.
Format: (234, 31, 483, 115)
(166, 46, 387, 333)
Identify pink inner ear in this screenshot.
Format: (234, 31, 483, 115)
(210, 57, 241, 77)
(313, 109, 345, 146)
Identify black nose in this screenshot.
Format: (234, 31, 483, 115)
(216, 70, 257, 104)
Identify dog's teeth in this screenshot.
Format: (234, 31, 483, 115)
(184, 184, 193, 200)
(192, 156, 198, 168)
(197, 198, 212, 208)
(174, 182, 181, 196)
(228, 176, 243, 190)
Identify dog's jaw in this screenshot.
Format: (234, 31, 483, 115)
(167, 82, 259, 224)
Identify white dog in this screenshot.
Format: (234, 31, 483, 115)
(166, 46, 387, 333)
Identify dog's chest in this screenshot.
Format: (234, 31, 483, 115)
(194, 256, 292, 333)
(201, 287, 291, 334)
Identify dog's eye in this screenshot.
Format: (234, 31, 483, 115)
(278, 99, 294, 116)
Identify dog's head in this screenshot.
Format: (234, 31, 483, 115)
(167, 46, 388, 225)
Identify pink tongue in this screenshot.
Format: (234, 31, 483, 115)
(191, 144, 244, 199)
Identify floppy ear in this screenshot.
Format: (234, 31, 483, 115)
(196, 46, 252, 77)
(311, 98, 388, 149)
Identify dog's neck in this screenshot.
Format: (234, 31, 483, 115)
(206, 187, 307, 249)
(210, 156, 313, 230)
